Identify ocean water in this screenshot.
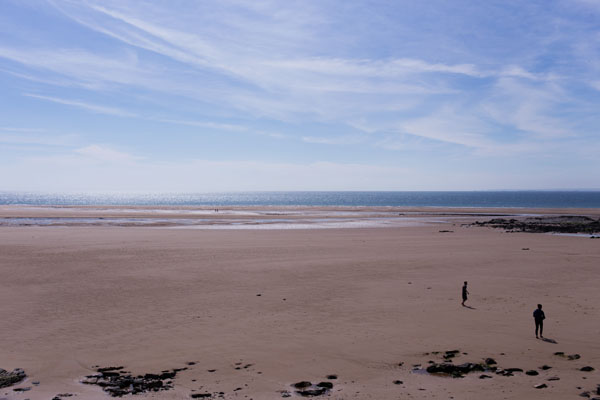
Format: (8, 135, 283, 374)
(1, 191, 600, 208)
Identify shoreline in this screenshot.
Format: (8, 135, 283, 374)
(1, 205, 599, 230)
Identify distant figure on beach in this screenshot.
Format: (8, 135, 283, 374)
(461, 281, 469, 306)
(533, 304, 545, 338)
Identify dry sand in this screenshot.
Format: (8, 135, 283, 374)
(1, 206, 599, 399)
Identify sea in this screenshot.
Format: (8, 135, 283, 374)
(1, 191, 600, 208)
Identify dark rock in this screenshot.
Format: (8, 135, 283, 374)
(554, 352, 565, 356)
(547, 376, 560, 381)
(293, 381, 312, 389)
(160, 372, 176, 380)
(296, 387, 327, 397)
(568, 354, 581, 360)
(316, 382, 333, 389)
(393, 380, 403, 384)
(580, 392, 591, 398)
(426, 362, 484, 377)
(190, 394, 212, 398)
(0, 368, 26, 388)
(82, 366, 176, 397)
(540, 365, 552, 370)
(526, 370, 539, 376)
(534, 383, 547, 389)
(479, 374, 492, 379)
(580, 366, 595, 372)
(495, 369, 514, 377)
(471, 216, 600, 234)
(505, 368, 523, 373)
(485, 358, 497, 365)
(97, 366, 124, 373)
(12, 386, 31, 392)
(443, 350, 460, 360)
(326, 375, 337, 379)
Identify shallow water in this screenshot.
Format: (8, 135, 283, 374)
(2, 191, 600, 208)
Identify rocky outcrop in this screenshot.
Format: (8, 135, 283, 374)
(0, 368, 26, 388)
(81, 366, 178, 397)
(472, 216, 600, 234)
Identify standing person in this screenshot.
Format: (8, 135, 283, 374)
(461, 281, 469, 306)
(533, 304, 545, 338)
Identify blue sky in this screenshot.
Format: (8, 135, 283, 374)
(1, 0, 599, 192)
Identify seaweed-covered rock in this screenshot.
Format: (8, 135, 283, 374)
(472, 216, 600, 234)
(297, 388, 327, 397)
(82, 366, 177, 397)
(0, 368, 26, 388)
(293, 381, 312, 389)
(316, 382, 333, 389)
(293, 381, 333, 397)
(505, 368, 523, 373)
(426, 362, 484, 377)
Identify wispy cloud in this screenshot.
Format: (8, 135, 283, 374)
(302, 135, 364, 145)
(74, 144, 141, 162)
(401, 107, 493, 150)
(481, 77, 572, 139)
(24, 93, 138, 117)
(153, 118, 246, 131)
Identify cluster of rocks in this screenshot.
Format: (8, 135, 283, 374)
(51, 393, 73, 400)
(287, 379, 335, 397)
(81, 366, 181, 397)
(471, 216, 600, 234)
(425, 356, 497, 378)
(554, 352, 581, 360)
(0, 368, 26, 388)
(579, 384, 600, 399)
(419, 349, 598, 397)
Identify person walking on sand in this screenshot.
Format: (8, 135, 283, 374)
(533, 304, 545, 338)
(461, 281, 469, 306)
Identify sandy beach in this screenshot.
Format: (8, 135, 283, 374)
(1, 206, 599, 399)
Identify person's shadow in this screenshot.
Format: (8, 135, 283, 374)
(541, 337, 558, 344)
(462, 304, 476, 310)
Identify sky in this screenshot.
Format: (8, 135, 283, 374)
(1, 0, 599, 192)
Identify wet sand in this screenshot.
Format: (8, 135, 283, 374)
(1, 206, 599, 399)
